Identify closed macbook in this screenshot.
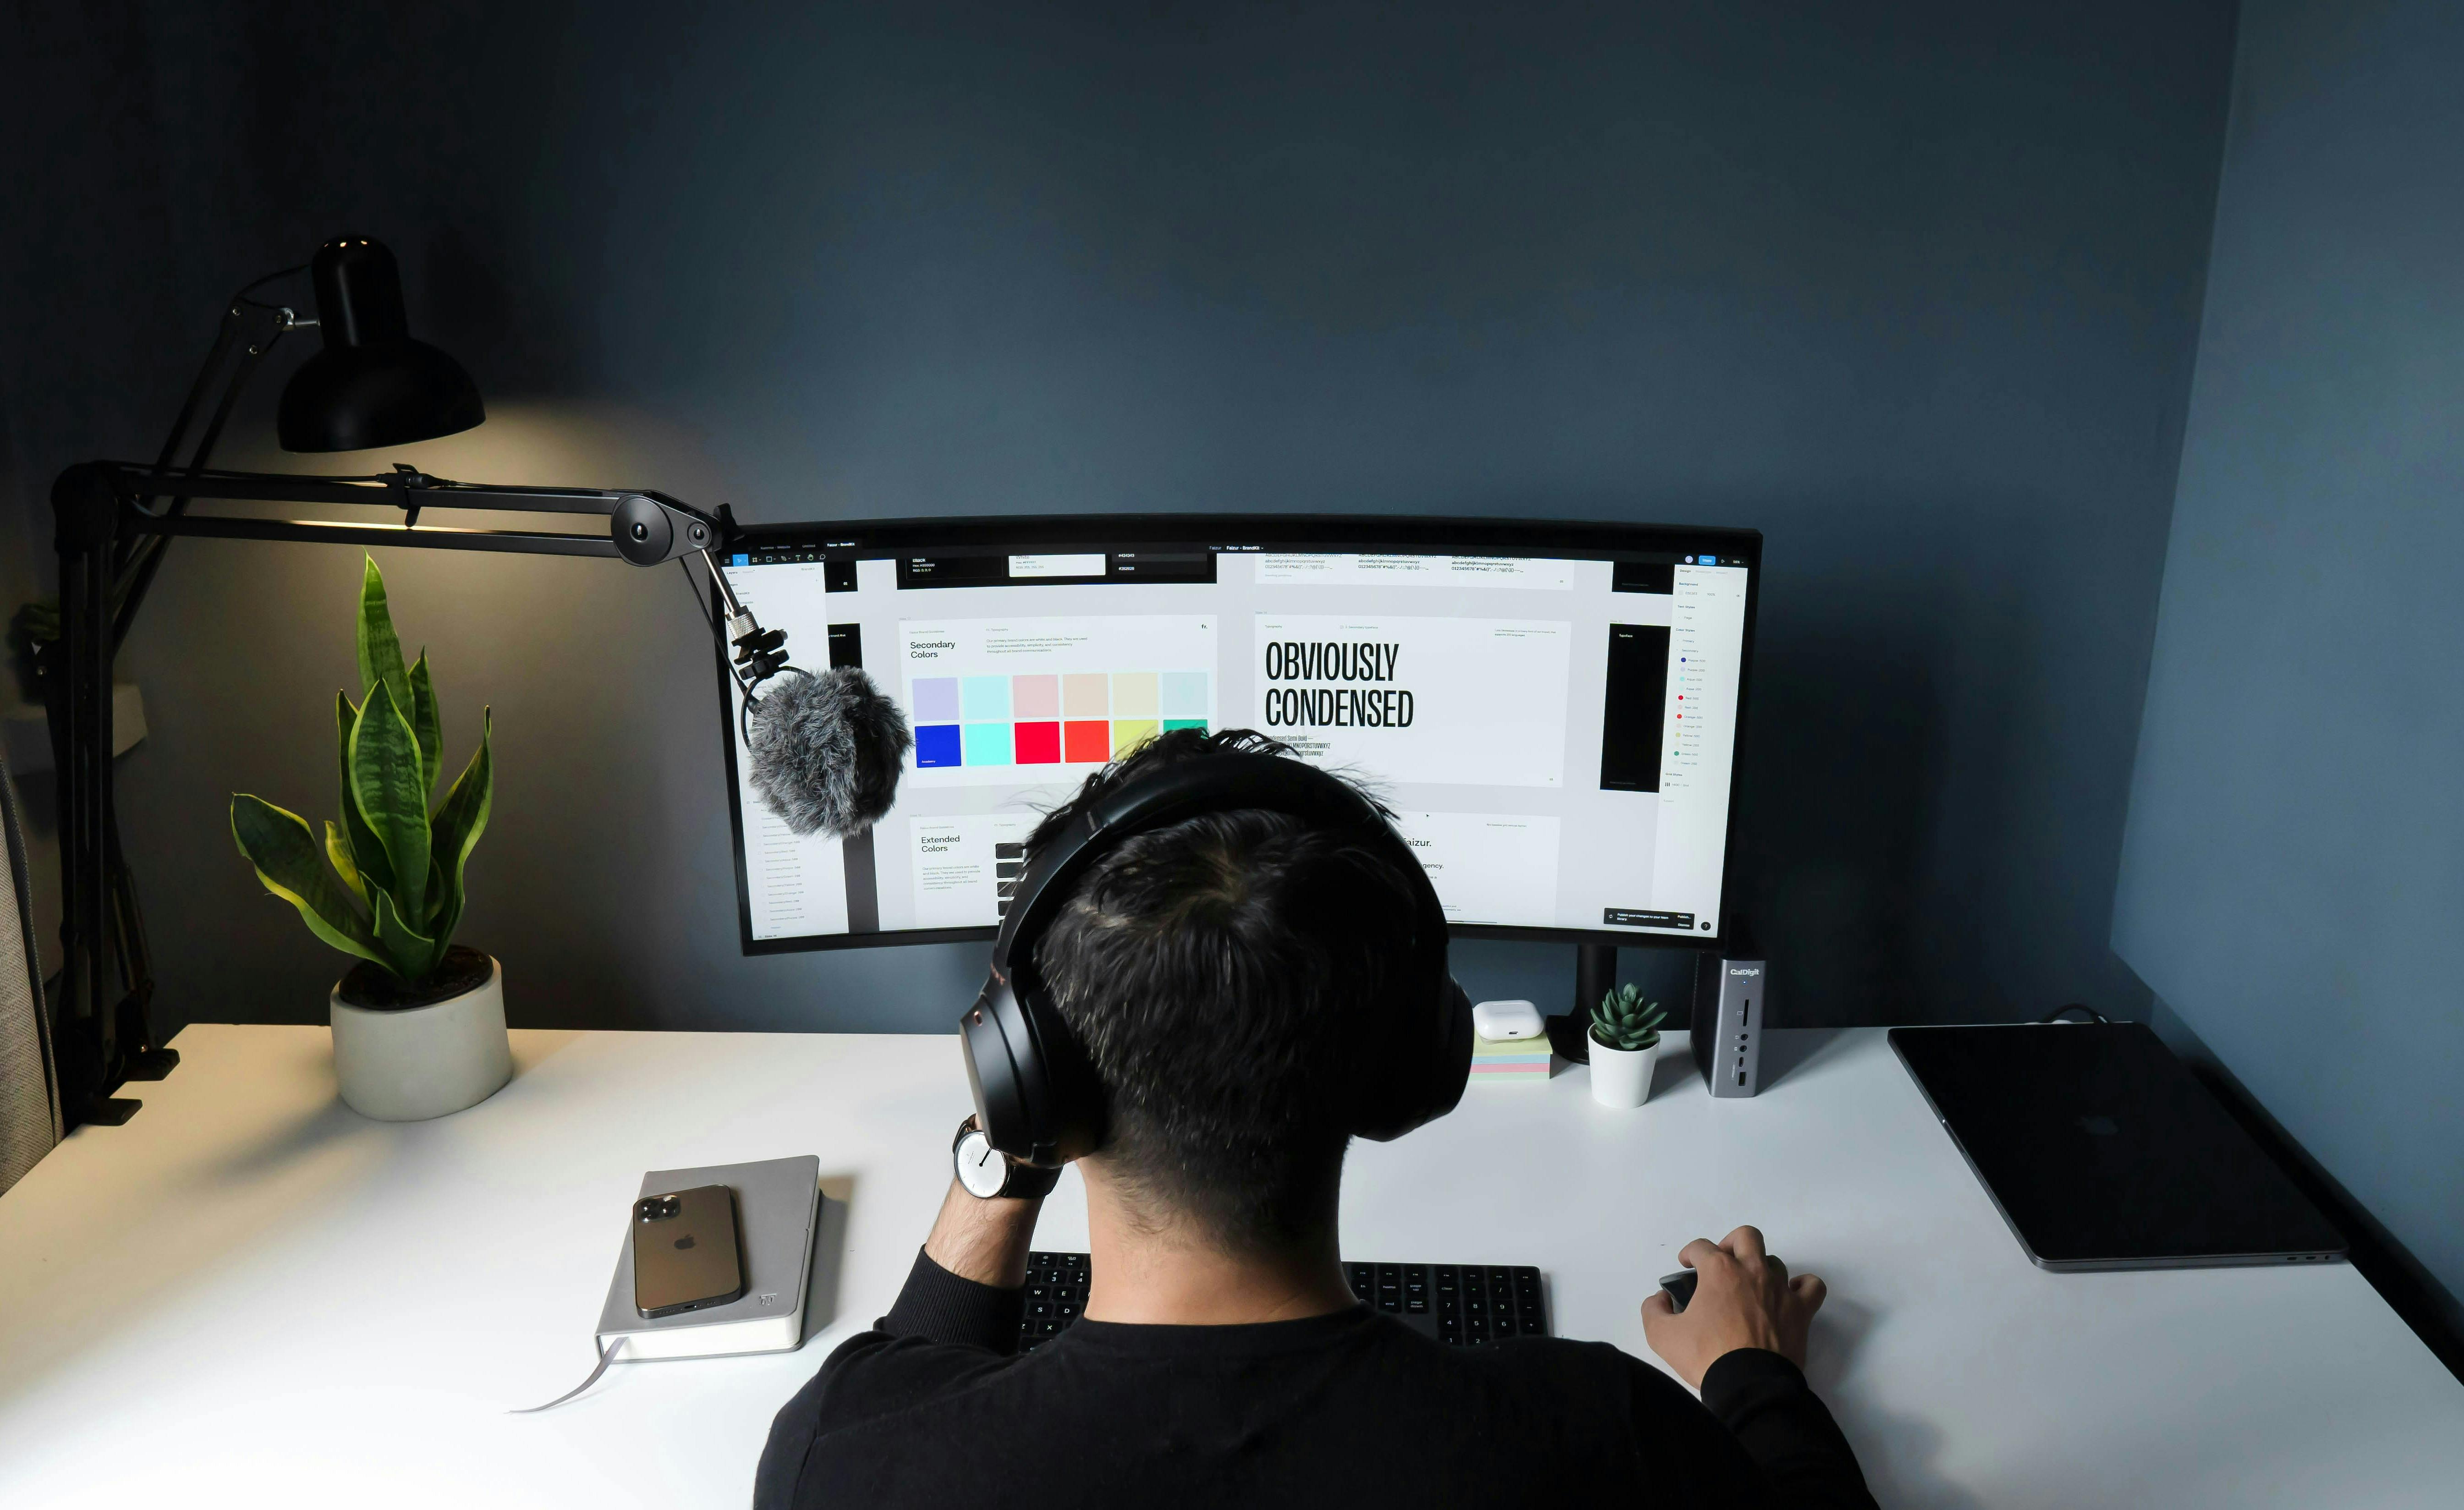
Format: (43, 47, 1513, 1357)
(1891, 1023, 2346, 1271)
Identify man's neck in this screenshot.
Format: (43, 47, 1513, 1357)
(1079, 1170, 1357, 1326)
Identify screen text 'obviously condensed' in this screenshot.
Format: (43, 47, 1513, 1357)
(1261, 639, 1416, 729)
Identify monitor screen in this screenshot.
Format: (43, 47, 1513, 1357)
(715, 516, 1758, 952)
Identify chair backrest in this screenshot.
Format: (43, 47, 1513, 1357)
(0, 748, 62, 1195)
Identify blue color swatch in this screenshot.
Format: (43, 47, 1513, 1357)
(915, 724, 962, 768)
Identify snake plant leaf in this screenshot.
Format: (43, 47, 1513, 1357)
(335, 690, 394, 900)
(354, 556, 414, 719)
(372, 887, 441, 982)
(424, 708, 492, 943)
(324, 820, 367, 906)
(408, 650, 442, 800)
(230, 795, 388, 972)
(350, 680, 431, 927)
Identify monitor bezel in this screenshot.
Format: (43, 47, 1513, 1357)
(714, 512, 1762, 955)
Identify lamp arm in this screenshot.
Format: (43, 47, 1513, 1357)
(112, 267, 314, 647)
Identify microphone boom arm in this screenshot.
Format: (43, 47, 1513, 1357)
(76, 458, 727, 563)
(67, 455, 795, 695)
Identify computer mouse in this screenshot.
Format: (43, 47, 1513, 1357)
(1658, 1255, 1786, 1312)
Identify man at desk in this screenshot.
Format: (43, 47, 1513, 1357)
(757, 730, 1876, 1508)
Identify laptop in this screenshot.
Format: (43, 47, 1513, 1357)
(1890, 1023, 2347, 1271)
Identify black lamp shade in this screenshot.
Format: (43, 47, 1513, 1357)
(277, 238, 485, 452)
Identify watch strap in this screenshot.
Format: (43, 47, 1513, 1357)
(999, 1159, 1062, 1199)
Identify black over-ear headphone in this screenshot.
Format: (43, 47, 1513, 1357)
(960, 750, 1475, 1167)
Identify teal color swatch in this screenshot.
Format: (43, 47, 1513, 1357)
(962, 723, 1014, 766)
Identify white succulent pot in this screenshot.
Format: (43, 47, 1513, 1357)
(329, 956, 513, 1121)
(1589, 1035, 1658, 1109)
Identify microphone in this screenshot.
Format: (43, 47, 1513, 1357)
(745, 665, 914, 838)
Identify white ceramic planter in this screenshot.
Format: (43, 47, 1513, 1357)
(1589, 1036, 1658, 1108)
(329, 956, 513, 1121)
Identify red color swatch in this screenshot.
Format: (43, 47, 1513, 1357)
(1063, 720, 1112, 763)
(1014, 721, 1061, 764)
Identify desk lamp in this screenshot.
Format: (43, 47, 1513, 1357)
(42, 237, 792, 1131)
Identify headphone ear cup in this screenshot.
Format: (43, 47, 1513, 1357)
(962, 973, 1041, 1160)
(1429, 975, 1474, 1120)
(1354, 974, 1475, 1142)
(1034, 979, 1109, 1164)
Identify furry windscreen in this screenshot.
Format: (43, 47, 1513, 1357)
(746, 667, 914, 837)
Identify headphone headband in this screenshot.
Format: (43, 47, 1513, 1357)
(962, 749, 1471, 1166)
(991, 752, 1410, 986)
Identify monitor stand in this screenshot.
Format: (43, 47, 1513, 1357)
(1543, 943, 1619, 1064)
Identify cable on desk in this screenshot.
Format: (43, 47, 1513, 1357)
(510, 1336, 626, 1414)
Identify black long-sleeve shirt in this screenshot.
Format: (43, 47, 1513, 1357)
(757, 1250, 1876, 1508)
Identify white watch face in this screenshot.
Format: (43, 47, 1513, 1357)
(956, 1128, 1009, 1199)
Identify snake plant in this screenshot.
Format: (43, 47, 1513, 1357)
(230, 557, 492, 984)
(1590, 982, 1666, 1053)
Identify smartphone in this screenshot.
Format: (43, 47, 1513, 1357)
(633, 1185, 747, 1319)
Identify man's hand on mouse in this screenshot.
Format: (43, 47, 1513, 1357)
(1640, 1224, 1825, 1387)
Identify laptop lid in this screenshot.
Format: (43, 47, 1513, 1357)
(1890, 1023, 2347, 1271)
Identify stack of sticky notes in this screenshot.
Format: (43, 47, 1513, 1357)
(1469, 1030, 1554, 1084)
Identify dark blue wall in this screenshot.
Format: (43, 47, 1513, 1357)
(3, 2, 2238, 1032)
(2115, 0, 2464, 1333)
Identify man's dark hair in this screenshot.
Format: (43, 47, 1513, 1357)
(1024, 729, 1426, 1252)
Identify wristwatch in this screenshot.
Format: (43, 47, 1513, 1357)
(952, 1115, 1062, 1201)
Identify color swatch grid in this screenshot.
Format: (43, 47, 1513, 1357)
(912, 671, 1209, 769)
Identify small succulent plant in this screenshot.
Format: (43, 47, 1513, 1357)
(1589, 982, 1665, 1053)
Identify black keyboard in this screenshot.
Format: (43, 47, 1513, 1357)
(1018, 1250, 1091, 1349)
(1017, 1252, 1548, 1352)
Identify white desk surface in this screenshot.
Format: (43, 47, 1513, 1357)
(2, 1024, 2458, 1508)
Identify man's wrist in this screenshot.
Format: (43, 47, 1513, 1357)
(924, 1174, 1043, 1288)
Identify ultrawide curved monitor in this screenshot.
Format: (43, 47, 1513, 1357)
(715, 515, 1759, 952)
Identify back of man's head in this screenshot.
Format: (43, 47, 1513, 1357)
(1025, 729, 1424, 1254)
